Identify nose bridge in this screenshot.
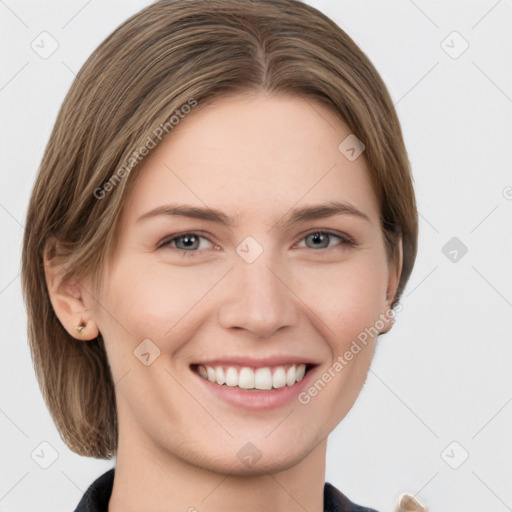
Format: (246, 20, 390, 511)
(217, 243, 298, 337)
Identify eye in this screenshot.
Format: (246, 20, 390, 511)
(157, 232, 218, 256)
(293, 230, 356, 250)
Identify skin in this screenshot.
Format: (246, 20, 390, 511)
(45, 93, 402, 512)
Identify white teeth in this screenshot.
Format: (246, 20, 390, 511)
(254, 367, 272, 390)
(272, 366, 286, 388)
(286, 365, 296, 386)
(215, 366, 226, 385)
(197, 363, 308, 390)
(225, 366, 238, 386)
(207, 366, 216, 383)
(238, 367, 255, 389)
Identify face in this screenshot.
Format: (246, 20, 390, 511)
(83, 93, 400, 474)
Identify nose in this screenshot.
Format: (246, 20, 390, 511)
(217, 250, 299, 339)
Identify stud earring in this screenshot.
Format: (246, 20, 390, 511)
(76, 322, 86, 334)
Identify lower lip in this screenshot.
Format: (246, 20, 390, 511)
(193, 367, 317, 411)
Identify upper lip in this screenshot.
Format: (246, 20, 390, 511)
(191, 356, 320, 368)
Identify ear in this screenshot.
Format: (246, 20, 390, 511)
(43, 245, 99, 341)
(379, 235, 403, 335)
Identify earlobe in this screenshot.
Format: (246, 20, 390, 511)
(43, 251, 99, 341)
(74, 319, 97, 339)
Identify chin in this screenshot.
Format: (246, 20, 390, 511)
(187, 437, 319, 476)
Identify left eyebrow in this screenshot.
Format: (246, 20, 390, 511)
(282, 201, 371, 225)
(136, 200, 371, 227)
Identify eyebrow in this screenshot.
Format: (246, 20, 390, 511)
(136, 201, 371, 227)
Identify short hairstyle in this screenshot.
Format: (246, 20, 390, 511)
(21, 0, 418, 459)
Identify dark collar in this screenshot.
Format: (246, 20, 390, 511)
(74, 468, 380, 512)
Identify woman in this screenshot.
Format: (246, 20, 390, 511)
(21, 1, 419, 511)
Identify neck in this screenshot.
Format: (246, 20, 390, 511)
(108, 419, 327, 512)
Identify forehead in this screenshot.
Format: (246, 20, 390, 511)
(122, 93, 380, 228)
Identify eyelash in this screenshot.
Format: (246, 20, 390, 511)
(157, 230, 357, 257)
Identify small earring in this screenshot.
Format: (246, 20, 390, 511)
(76, 322, 86, 334)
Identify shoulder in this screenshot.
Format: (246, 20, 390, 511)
(324, 482, 381, 512)
(73, 468, 115, 512)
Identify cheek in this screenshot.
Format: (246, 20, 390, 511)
(293, 258, 386, 426)
(93, 260, 217, 395)
(291, 255, 388, 342)
(99, 258, 224, 346)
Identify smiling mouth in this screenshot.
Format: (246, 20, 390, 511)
(191, 363, 315, 391)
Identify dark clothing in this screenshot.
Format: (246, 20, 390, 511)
(74, 468, 380, 512)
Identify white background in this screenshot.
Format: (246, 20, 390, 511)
(1, 1, 511, 511)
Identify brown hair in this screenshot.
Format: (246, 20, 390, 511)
(21, 0, 418, 459)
